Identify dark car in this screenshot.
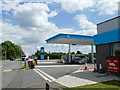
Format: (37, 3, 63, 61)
(10, 58, 15, 61)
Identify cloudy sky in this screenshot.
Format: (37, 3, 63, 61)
(1, 0, 119, 55)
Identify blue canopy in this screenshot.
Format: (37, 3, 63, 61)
(46, 33, 93, 45)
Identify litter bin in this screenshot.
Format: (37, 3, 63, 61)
(106, 56, 120, 74)
(28, 59, 34, 68)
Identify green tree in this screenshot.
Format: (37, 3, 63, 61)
(71, 52, 75, 54)
(1, 41, 23, 60)
(76, 51, 82, 54)
(35, 50, 41, 59)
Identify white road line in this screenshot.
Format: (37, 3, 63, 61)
(35, 65, 81, 68)
(34, 69, 52, 82)
(38, 62, 55, 64)
(36, 68, 56, 81)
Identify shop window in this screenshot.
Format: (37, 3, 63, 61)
(112, 42, 120, 56)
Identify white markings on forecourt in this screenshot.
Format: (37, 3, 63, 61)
(35, 65, 82, 68)
(34, 68, 56, 82)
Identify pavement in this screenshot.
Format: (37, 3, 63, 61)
(54, 69, 120, 88)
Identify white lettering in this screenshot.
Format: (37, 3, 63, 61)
(109, 63, 116, 66)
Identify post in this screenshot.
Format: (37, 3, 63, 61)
(68, 44, 71, 63)
(20, 46, 22, 66)
(91, 44, 94, 63)
(25, 58, 26, 68)
(46, 83, 49, 90)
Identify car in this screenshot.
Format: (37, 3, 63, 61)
(72, 55, 88, 64)
(10, 58, 15, 61)
(72, 58, 87, 64)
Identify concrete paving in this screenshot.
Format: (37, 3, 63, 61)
(55, 69, 120, 88)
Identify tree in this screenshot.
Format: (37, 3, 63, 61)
(76, 51, 82, 54)
(71, 52, 75, 54)
(1, 41, 23, 60)
(35, 50, 41, 59)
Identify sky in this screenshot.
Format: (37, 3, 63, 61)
(0, 0, 119, 55)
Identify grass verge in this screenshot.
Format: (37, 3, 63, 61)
(63, 80, 120, 90)
(20, 60, 35, 70)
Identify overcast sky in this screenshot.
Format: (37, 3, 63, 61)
(1, 0, 119, 55)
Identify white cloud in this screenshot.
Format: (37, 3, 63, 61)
(2, 3, 76, 55)
(59, 0, 119, 15)
(2, 0, 21, 11)
(61, 0, 94, 13)
(14, 3, 50, 29)
(48, 11, 59, 18)
(2, 2, 97, 55)
(74, 14, 96, 30)
(73, 30, 97, 36)
(73, 14, 97, 36)
(95, 0, 119, 15)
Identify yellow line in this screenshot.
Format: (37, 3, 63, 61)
(2, 69, 13, 72)
(78, 68, 82, 71)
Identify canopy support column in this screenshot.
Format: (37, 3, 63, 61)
(68, 44, 71, 63)
(91, 44, 94, 63)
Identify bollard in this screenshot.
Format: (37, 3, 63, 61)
(46, 83, 49, 90)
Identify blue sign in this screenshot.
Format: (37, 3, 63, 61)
(41, 47, 44, 53)
(41, 54, 44, 60)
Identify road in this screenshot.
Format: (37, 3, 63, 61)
(2, 59, 23, 70)
(2, 59, 24, 89)
(2, 60, 93, 89)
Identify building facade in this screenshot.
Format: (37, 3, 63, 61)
(94, 16, 120, 72)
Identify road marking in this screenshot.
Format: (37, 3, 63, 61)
(34, 68, 56, 82)
(36, 68, 56, 81)
(38, 62, 55, 64)
(35, 65, 81, 68)
(2, 69, 13, 72)
(34, 69, 52, 82)
(77, 67, 83, 71)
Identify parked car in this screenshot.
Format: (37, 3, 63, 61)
(61, 55, 68, 64)
(72, 55, 88, 64)
(10, 58, 15, 61)
(72, 58, 87, 64)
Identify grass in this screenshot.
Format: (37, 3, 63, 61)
(20, 60, 35, 70)
(20, 62, 30, 70)
(63, 80, 120, 90)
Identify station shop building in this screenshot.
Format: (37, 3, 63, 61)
(94, 16, 120, 72)
(46, 16, 120, 72)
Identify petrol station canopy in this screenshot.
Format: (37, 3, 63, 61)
(46, 33, 94, 45)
